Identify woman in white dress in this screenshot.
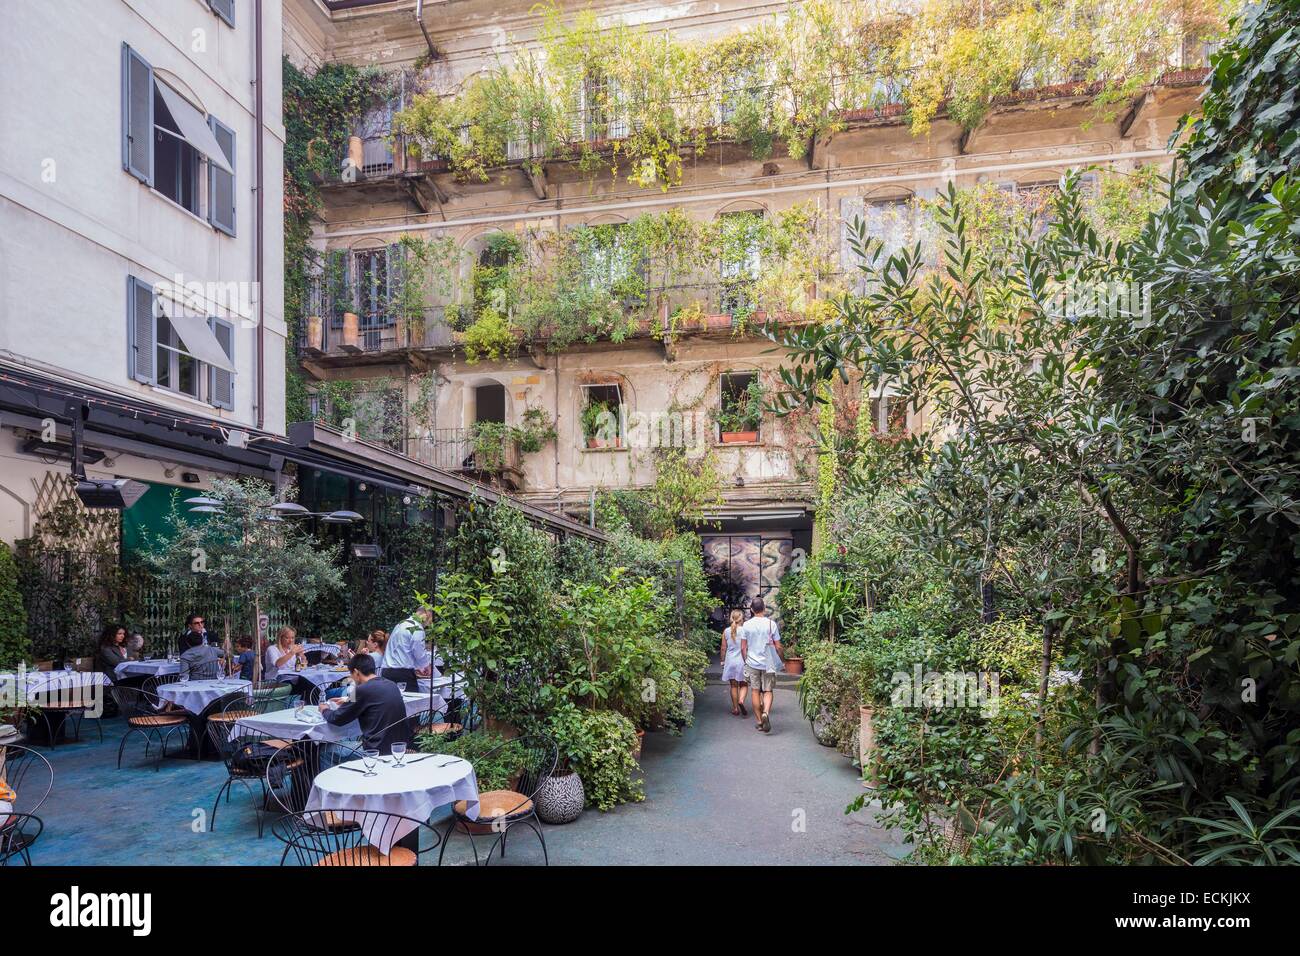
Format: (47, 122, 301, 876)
(720, 609, 748, 717)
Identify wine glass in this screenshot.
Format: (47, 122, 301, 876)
(391, 742, 407, 768)
(362, 749, 380, 777)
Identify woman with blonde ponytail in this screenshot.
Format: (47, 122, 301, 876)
(720, 608, 748, 717)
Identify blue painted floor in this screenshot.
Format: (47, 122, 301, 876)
(23, 683, 900, 866)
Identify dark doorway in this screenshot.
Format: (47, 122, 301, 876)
(475, 383, 506, 424)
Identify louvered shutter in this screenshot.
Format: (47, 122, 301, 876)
(328, 250, 349, 329)
(208, 0, 235, 28)
(208, 318, 235, 409)
(208, 116, 236, 236)
(121, 44, 153, 184)
(127, 276, 156, 384)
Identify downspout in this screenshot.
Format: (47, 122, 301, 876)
(255, 0, 266, 431)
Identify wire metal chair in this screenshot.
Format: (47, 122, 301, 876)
(272, 809, 440, 867)
(0, 813, 43, 866)
(109, 685, 189, 771)
(204, 695, 287, 837)
(437, 734, 557, 866)
(27, 673, 102, 746)
(0, 745, 53, 816)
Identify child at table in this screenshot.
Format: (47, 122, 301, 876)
(232, 636, 256, 681)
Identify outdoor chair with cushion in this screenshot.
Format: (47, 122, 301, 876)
(110, 685, 189, 771)
(273, 809, 439, 867)
(437, 734, 557, 866)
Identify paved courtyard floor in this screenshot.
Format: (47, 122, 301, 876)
(25, 682, 902, 866)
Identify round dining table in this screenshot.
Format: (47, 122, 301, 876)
(155, 678, 251, 759)
(307, 753, 481, 856)
(1, 670, 112, 745)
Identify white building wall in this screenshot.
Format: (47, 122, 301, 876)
(0, 0, 286, 434)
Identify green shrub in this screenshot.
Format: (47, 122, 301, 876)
(548, 703, 643, 810)
(0, 541, 29, 669)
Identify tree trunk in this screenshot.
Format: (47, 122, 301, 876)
(252, 597, 263, 684)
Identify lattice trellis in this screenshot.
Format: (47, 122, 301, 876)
(29, 472, 119, 554)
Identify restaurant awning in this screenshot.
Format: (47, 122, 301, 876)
(155, 82, 234, 174)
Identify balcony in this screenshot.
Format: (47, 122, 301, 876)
(314, 133, 447, 214)
(408, 427, 523, 491)
(297, 309, 455, 371)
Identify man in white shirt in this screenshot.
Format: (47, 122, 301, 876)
(384, 607, 435, 693)
(739, 597, 784, 734)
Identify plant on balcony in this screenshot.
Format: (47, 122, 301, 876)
(581, 398, 621, 448)
(460, 311, 517, 364)
(513, 407, 558, 454)
(714, 377, 767, 443)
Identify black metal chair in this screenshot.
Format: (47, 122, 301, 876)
(272, 809, 440, 866)
(437, 734, 557, 866)
(1, 745, 53, 816)
(0, 813, 43, 866)
(109, 685, 190, 771)
(265, 740, 363, 816)
(28, 674, 102, 746)
(204, 695, 287, 837)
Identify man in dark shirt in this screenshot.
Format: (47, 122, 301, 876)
(179, 633, 228, 680)
(318, 653, 410, 754)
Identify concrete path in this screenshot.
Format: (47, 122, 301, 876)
(27, 682, 901, 866)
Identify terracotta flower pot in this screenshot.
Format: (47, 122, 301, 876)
(720, 431, 758, 444)
(860, 706, 878, 788)
(783, 656, 804, 675)
(341, 312, 361, 351)
(305, 315, 323, 353)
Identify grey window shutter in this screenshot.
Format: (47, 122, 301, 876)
(328, 250, 349, 328)
(121, 44, 153, 185)
(208, 116, 236, 236)
(208, 317, 235, 409)
(127, 276, 156, 384)
(208, 0, 235, 28)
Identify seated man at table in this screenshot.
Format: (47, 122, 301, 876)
(179, 634, 228, 681)
(319, 653, 410, 754)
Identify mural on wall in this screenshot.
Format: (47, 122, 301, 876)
(702, 533, 792, 623)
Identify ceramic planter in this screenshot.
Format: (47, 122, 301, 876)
(304, 315, 324, 353)
(341, 312, 361, 351)
(783, 656, 804, 675)
(811, 706, 837, 747)
(535, 771, 586, 825)
(720, 431, 758, 444)
(859, 706, 878, 787)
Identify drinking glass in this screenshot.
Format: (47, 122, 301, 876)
(362, 749, 380, 777)
(391, 742, 407, 768)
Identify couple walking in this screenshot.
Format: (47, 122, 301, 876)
(720, 597, 785, 733)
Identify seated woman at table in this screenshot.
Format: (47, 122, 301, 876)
(94, 624, 130, 679)
(362, 629, 388, 673)
(232, 636, 256, 681)
(263, 627, 305, 681)
(319, 653, 410, 754)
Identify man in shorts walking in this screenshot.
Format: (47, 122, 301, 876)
(740, 597, 785, 733)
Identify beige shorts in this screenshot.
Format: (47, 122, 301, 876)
(744, 665, 775, 692)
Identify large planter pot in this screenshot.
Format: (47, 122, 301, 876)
(783, 656, 804, 676)
(304, 315, 324, 353)
(535, 771, 586, 825)
(859, 706, 878, 787)
(346, 135, 364, 175)
(810, 707, 838, 747)
(341, 312, 361, 351)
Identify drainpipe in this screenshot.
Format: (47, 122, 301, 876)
(254, 0, 266, 431)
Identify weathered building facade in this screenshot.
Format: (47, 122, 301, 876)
(283, 0, 1210, 608)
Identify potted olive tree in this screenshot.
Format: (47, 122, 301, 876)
(715, 378, 765, 443)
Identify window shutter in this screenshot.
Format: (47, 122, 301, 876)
(121, 44, 153, 185)
(127, 276, 156, 384)
(328, 250, 349, 328)
(208, 317, 235, 409)
(208, 116, 236, 236)
(208, 0, 235, 28)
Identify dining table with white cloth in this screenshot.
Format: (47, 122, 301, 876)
(229, 691, 435, 744)
(306, 753, 480, 855)
(278, 665, 351, 691)
(155, 678, 251, 714)
(114, 659, 181, 679)
(0, 669, 111, 700)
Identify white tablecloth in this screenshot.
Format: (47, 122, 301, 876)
(230, 692, 435, 743)
(0, 670, 110, 703)
(416, 673, 468, 702)
(156, 678, 251, 714)
(279, 665, 351, 690)
(307, 755, 480, 855)
(115, 659, 181, 678)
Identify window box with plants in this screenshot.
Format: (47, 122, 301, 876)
(715, 376, 766, 444)
(581, 398, 622, 449)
